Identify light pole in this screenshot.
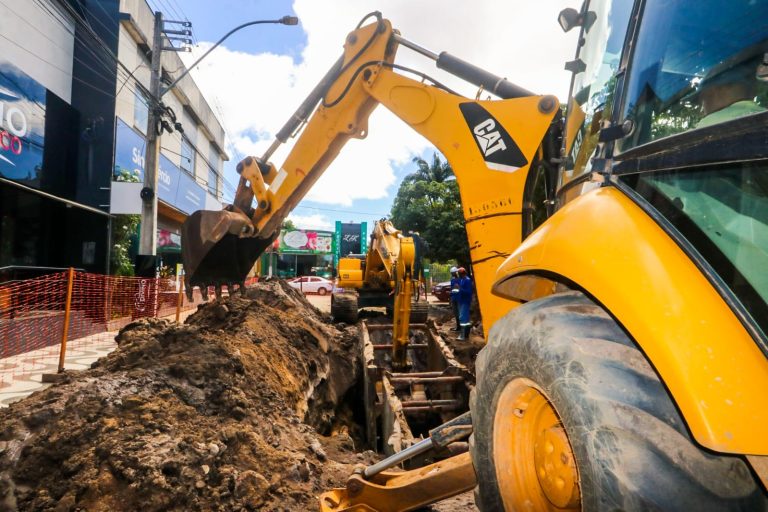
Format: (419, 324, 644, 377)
(161, 16, 299, 97)
(137, 14, 299, 274)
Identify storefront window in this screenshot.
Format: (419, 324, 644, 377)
(134, 89, 149, 135)
(618, 0, 768, 152)
(180, 136, 195, 175)
(208, 146, 220, 197)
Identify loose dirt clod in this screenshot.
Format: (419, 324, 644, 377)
(0, 280, 373, 511)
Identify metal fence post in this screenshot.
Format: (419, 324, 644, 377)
(57, 267, 75, 373)
(175, 273, 184, 323)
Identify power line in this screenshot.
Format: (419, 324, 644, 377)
(294, 205, 389, 217)
(29, 0, 156, 109)
(55, 0, 161, 107)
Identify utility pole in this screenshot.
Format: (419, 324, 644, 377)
(138, 11, 164, 264)
(136, 12, 297, 277)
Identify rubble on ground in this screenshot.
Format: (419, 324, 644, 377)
(0, 280, 373, 512)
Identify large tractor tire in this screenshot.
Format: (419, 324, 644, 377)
(331, 293, 359, 324)
(470, 291, 766, 511)
(385, 300, 429, 324)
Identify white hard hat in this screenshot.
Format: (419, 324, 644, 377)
(450, 266, 458, 273)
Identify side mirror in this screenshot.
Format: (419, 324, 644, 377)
(558, 8, 581, 32)
(558, 7, 597, 33)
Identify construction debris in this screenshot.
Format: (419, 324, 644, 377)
(0, 280, 374, 512)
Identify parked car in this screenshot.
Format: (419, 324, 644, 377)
(288, 276, 333, 295)
(431, 281, 452, 302)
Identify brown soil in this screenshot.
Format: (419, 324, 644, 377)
(0, 280, 375, 512)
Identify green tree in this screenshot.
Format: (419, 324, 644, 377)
(110, 169, 141, 276)
(390, 153, 470, 266)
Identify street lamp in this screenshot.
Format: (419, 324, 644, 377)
(138, 14, 299, 266)
(161, 15, 299, 97)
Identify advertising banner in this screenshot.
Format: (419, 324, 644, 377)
(0, 62, 46, 187)
(113, 117, 145, 182)
(175, 169, 205, 214)
(113, 117, 207, 215)
(278, 229, 334, 254)
(157, 154, 180, 205)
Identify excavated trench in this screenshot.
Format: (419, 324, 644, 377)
(359, 321, 473, 459)
(0, 280, 476, 511)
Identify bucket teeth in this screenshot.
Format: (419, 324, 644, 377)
(227, 282, 235, 299)
(239, 281, 247, 297)
(214, 284, 223, 301)
(200, 286, 209, 301)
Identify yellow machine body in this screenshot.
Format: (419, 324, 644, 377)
(492, 187, 768, 455)
(179, 12, 768, 510)
(337, 258, 364, 288)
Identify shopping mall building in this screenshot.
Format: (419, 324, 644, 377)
(0, 0, 228, 281)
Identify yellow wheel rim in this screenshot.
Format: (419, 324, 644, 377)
(492, 378, 580, 511)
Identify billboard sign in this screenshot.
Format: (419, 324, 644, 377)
(113, 117, 206, 215)
(333, 222, 367, 270)
(0, 62, 46, 187)
(278, 229, 334, 254)
(113, 117, 145, 182)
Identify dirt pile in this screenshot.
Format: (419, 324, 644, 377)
(0, 280, 373, 511)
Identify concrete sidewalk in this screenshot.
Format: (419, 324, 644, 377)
(0, 308, 199, 408)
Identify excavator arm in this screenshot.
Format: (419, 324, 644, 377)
(181, 12, 559, 333)
(180, 11, 560, 512)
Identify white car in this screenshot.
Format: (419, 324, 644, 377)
(288, 276, 334, 295)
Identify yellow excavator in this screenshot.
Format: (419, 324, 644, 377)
(332, 219, 428, 322)
(181, 2, 768, 510)
(332, 218, 429, 368)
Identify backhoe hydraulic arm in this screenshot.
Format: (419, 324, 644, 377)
(319, 412, 476, 512)
(181, 11, 559, 331)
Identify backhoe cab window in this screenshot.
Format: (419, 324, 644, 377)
(564, 0, 633, 183)
(618, 0, 768, 152)
(627, 164, 768, 337)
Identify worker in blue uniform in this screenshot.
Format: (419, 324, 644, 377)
(456, 267, 473, 341)
(449, 266, 460, 331)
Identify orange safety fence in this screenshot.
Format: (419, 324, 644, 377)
(0, 270, 228, 391)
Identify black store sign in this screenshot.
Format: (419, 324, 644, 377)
(340, 223, 362, 255)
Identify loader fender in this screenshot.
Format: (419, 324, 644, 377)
(492, 186, 768, 455)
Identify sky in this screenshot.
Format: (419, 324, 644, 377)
(155, 0, 580, 232)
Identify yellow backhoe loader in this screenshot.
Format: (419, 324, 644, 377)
(181, 2, 768, 509)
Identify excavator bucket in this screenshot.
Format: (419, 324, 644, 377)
(181, 209, 274, 300)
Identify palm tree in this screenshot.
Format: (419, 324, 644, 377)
(405, 152, 453, 183)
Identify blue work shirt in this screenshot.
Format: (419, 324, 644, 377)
(458, 276, 473, 305)
(450, 276, 460, 302)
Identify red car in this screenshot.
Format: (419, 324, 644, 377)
(431, 281, 452, 302)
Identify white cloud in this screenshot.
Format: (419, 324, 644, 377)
(287, 212, 334, 231)
(183, 1, 578, 206)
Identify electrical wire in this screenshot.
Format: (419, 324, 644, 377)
(26, 0, 230, 200)
(30, 0, 157, 110)
(55, 0, 161, 108)
(294, 205, 389, 217)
